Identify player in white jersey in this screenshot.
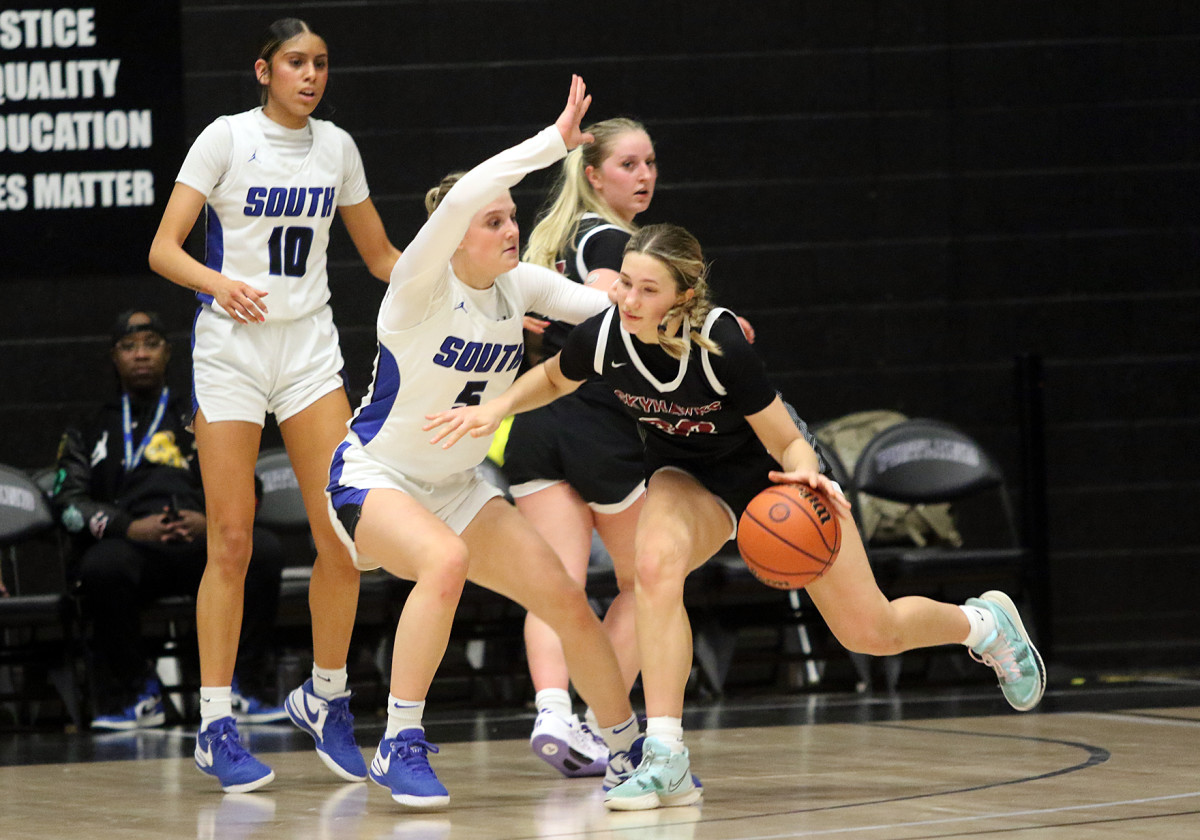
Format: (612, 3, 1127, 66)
(148, 18, 401, 793)
(325, 76, 644, 809)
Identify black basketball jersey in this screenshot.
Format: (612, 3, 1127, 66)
(558, 306, 777, 465)
(539, 214, 629, 356)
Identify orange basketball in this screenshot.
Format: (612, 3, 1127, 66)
(737, 484, 842, 589)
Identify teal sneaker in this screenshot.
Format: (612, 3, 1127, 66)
(604, 737, 702, 811)
(967, 591, 1046, 711)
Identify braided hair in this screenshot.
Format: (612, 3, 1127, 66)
(624, 224, 722, 359)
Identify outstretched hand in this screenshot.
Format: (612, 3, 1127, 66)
(555, 74, 594, 151)
(424, 402, 507, 449)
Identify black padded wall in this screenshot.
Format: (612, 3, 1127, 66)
(3, 1, 1197, 665)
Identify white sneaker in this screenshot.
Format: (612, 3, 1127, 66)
(529, 709, 608, 777)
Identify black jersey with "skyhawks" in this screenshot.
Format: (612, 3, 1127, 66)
(558, 306, 776, 466)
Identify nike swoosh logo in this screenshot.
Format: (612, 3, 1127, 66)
(196, 741, 214, 767)
(611, 361, 627, 368)
(667, 771, 688, 792)
(372, 752, 391, 775)
(301, 695, 327, 732)
(612, 719, 636, 734)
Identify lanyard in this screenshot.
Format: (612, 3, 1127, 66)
(122, 387, 169, 473)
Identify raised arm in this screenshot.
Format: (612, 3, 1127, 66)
(381, 75, 594, 330)
(424, 354, 582, 448)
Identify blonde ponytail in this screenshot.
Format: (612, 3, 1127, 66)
(523, 118, 652, 268)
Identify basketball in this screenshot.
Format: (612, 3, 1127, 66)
(737, 484, 842, 589)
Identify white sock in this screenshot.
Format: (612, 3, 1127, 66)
(385, 695, 425, 739)
(535, 688, 573, 719)
(312, 665, 348, 699)
(960, 604, 997, 649)
(596, 713, 640, 754)
(645, 716, 685, 753)
(199, 686, 232, 730)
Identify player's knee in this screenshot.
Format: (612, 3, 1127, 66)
(634, 543, 689, 601)
(430, 537, 470, 588)
(207, 520, 254, 570)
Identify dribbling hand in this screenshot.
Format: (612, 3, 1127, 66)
(767, 469, 852, 518)
(555, 75, 595, 151)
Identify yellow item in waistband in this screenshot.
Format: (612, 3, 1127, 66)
(486, 415, 514, 466)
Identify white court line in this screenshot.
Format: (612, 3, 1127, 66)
(730, 790, 1200, 839)
(1080, 711, 1200, 728)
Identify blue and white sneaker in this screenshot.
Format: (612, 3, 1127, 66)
(231, 677, 288, 724)
(967, 590, 1047, 711)
(604, 737, 702, 811)
(195, 716, 275, 793)
(285, 679, 368, 781)
(530, 709, 608, 777)
(603, 734, 644, 790)
(91, 677, 166, 731)
(369, 729, 450, 809)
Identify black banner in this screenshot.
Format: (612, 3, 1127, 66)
(0, 3, 183, 276)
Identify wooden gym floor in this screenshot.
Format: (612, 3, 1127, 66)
(1, 668, 1199, 839)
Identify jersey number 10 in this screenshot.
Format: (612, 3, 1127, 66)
(267, 226, 314, 277)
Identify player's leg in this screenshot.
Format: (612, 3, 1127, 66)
(514, 483, 610, 777)
(806, 512, 1044, 710)
(277, 388, 373, 780)
(192, 412, 274, 792)
(353, 487, 467, 809)
(605, 468, 719, 811)
(279, 388, 358, 672)
(193, 414, 260, 687)
(592, 497, 643, 689)
(632, 470, 728, 719)
(464, 497, 643, 788)
(465, 498, 632, 723)
(515, 483, 592, 691)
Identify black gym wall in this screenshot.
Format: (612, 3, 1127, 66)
(2, 1, 1197, 668)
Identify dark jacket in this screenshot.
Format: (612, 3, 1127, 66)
(52, 388, 204, 542)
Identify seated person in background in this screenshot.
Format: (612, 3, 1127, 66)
(52, 309, 287, 730)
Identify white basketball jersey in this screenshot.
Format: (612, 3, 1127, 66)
(177, 109, 366, 321)
(343, 273, 529, 484)
(331, 124, 606, 488)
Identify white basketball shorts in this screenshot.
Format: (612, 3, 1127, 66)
(327, 450, 505, 571)
(192, 304, 346, 425)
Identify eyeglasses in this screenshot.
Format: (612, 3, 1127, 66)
(115, 336, 166, 353)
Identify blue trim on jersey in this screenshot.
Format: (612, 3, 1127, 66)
(349, 343, 400, 446)
(329, 483, 368, 513)
(190, 306, 201, 419)
(198, 204, 223, 306)
(326, 439, 352, 499)
(327, 440, 368, 516)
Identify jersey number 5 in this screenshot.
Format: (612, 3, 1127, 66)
(453, 381, 487, 408)
(267, 226, 314, 277)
